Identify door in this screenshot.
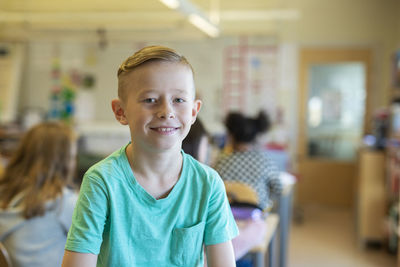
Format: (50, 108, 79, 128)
(297, 48, 372, 208)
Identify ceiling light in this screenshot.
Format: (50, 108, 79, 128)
(159, 0, 220, 38)
(188, 14, 219, 38)
(159, 0, 180, 9)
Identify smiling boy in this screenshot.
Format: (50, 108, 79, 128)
(62, 46, 238, 267)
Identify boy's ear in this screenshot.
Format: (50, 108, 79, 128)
(111, 99, 128, 125)
(191, 99, 202, 124)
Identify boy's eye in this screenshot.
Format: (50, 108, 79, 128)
(143, 98, 156, 103)
(174, 98, 185, 103)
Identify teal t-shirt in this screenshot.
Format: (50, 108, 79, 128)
(65, 145, 239, 267)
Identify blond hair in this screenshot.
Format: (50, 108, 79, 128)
(0, 121, 77, 219)
(117, 45, 194, 101)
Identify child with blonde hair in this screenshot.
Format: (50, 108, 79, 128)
(62, 45, 238, 267)
(0, 121, 78, 267)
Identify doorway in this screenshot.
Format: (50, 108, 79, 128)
(296, 48, 372, 208)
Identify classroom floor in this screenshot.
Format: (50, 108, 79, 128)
(288, 205, 397, 267)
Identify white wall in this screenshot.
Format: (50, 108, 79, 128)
(21, 38, 295, 127)
(11, 0, 400, 158)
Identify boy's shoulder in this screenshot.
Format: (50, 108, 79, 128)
(183, 152, 221, 182)
(85, 145, 129, 180)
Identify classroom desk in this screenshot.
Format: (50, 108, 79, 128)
(237, 213, 279, 267)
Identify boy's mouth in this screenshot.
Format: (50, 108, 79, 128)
(150, 127, 179, 133)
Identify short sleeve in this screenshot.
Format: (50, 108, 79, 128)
(203, 174, 239, 245)
(65, 174, 109, 254)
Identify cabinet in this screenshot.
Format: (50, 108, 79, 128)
(356, 149, 386, 245)
(386, 141, 400, 255)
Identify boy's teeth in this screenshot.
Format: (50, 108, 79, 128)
(159, 128, 173, 132)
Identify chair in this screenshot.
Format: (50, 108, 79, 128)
(0, 242, 12, 267)
(225, 181, 279, 267)
(224, 181, 259, 205)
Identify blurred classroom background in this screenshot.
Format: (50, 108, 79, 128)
(0, 0, 400, 266)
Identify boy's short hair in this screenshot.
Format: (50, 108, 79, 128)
(117, 45, 194, 101)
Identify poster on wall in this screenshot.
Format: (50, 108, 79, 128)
(222, 45, 278, 118)
(246, 48, 278, 117)
(48, 52, 97, 124)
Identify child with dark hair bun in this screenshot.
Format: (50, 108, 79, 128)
(215, 110, 281, 211)
(225, 111, 270, 144)
(182, 118, 267, 266)
(215, 111, 281, 266)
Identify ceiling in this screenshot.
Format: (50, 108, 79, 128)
(0, 0, 301, 41)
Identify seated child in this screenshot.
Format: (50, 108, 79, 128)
(215, 111, 282, 211)
(183, 119, 267, 265)
(0, 121, 78, 267)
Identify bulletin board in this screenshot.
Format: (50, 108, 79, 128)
(222, 43, 278, 117)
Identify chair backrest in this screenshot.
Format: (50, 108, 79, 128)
(224, 181, 259, 205)
(0, 242, 12, 267)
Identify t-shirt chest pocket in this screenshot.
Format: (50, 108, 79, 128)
(171, 221, 205, 266)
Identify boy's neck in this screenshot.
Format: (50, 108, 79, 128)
(126, 143, 182, 173)
(233, 142, 253, 152)
(125, 143, 183, 199)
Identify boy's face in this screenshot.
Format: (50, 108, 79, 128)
(112, 61, 202, 152)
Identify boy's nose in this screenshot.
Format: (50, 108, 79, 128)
(157, 103, 175, 119)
